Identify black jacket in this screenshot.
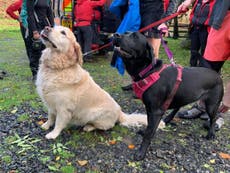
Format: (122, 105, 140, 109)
(27, 0, 54, 32)
(162, 0, 179, 18)
(209, 0, 230, 29)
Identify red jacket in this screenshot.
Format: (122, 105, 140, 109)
(74, 0, 106, 27)
(6, 0, 22, 20)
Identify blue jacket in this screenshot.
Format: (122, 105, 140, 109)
(110, 0, 140, 34)
(110, 0, 140, 75)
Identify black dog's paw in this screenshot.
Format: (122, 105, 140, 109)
(205, 133, 215, 140)
(137, 130, 145, 137)
(134, 151, 146, 161)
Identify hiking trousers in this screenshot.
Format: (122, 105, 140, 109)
(190, 25, 208, 67)
(75, 25, 93, 58)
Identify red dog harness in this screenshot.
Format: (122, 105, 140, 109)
(132, 65, 183, 110)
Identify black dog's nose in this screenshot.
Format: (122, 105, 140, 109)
(113, 33, 121, 38)
(113, 33, 121, 46)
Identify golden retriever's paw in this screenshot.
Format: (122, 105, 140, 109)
(41, 122, 51, 130)
(83, 125, 96, 132)
(45, 132, 59, 139)
(158, 120, 166, 130)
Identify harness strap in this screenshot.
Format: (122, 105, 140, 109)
(139, 64, 153, 77)
(162, 66, 183, 111)
(133, 64, 169, 99)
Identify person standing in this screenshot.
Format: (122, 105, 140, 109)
(26, 0, 54, 81)
(140, 0, 178, 59)
(110, 0, 141, 76)
(6, 0, 31, 62)
(188, 0, 215, 67)
(177, 0, 230, 130)
(74, 0, 106, 62)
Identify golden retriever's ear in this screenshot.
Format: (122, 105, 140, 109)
(74, 41, 83, 66)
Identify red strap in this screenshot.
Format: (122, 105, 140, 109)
(139, 64, 153, 77)
(133, 65, 169, 99)
(164, 0, 170, 12)
(83, 11, 184, 57)
(139, 11, 183, 33)
(162, 66, 183, 110)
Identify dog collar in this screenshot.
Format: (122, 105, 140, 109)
(138, 64, 153, 77)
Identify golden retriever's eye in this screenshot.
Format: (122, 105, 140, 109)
(61, 30, 66, 35)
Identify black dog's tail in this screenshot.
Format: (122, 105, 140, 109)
(118, 112, 165, 129)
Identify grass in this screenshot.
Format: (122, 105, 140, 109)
(0, 20, 230, 172)
(0, 23, 229, 111)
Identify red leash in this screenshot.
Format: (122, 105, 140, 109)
(83, 42, 113, 57)
(83, 11, 185, 57)
(138, 11, 183, 33)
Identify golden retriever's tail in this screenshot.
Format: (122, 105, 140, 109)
(118, 112, 165, 129)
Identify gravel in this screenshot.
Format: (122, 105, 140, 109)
(0, 93, 230, 173)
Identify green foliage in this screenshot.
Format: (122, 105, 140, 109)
(17, 113, 30, 122)
(10, 133, 41, 154)
(60, 165, 76, 173)
(39, 156, 51, 164)
(2, 155, 12, 164)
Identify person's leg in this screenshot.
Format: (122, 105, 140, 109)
(30, 39, 43, 80)
(81, 25, 93, 61)
(190, 26, 201, 67)
(20, 26, 31, 58)
(75, 27, 84, 52)
(200, 59, 225, 73)
(28, 28, 45, 81)
(147, 38, 161, 59)
(198, 26, 209, 67)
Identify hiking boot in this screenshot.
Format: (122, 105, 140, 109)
(200, 113, 209, 120)
(203, 115, 224, 131)
(177, 103, 205, 119)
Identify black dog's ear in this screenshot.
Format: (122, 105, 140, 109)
(146, 42, 155, 63)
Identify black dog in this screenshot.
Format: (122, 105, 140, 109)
(113, 32, 223, 160)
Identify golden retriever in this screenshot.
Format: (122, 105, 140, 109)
(36, 26, 165, 139)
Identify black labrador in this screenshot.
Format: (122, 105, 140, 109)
(113, 32, 223, 161)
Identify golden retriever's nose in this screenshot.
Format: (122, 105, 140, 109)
(44, 26, 52, 32)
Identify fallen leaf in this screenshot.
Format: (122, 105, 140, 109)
(172, 117, 181, 122)
(128, 144, 135, 149)
(109, 140, 116, 145)
(219, 152, 230, 159)
(55, 156, 60, 161)
(9, 170, 17, 173)
(11, 108, 18, 114)
(209, 159, 215, 164)
(77, 160, 88, 166)
(37, 120, 44, 125)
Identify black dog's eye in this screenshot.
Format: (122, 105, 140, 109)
(132, 34, 138, 39)
(61, 30, 66, 35)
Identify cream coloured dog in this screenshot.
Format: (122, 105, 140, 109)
(36, 26, 165, 139)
